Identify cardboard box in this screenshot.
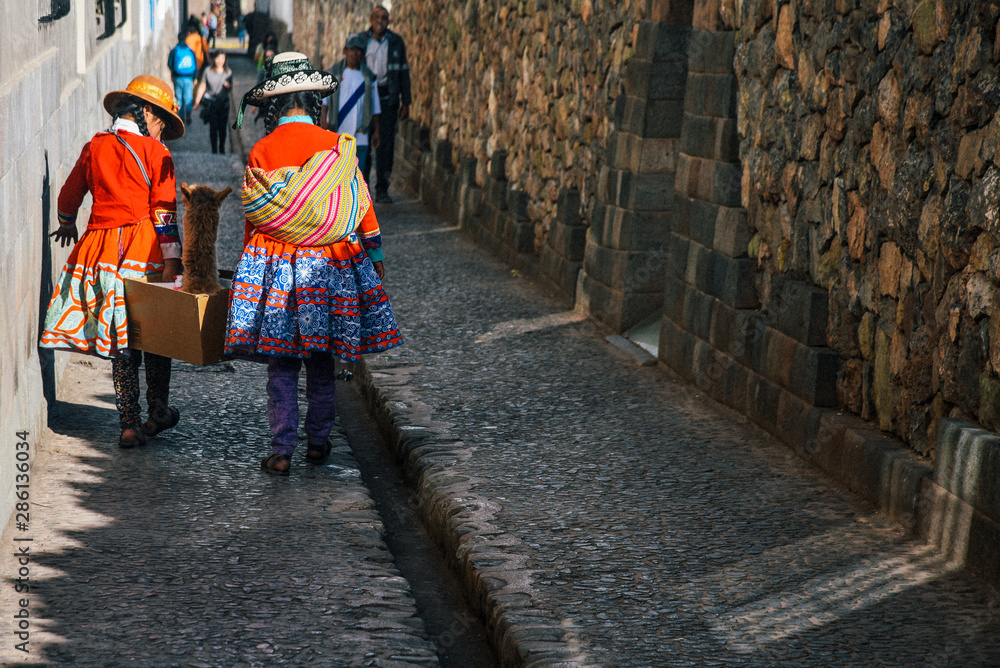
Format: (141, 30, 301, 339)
(124, 279, 230, 365)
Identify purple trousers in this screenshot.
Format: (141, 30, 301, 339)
(266, 353, 336, 455)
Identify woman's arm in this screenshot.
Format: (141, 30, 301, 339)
(52, 143, 92, 247)
(148, 147, 182, 280)
(193, 77, 207, 108)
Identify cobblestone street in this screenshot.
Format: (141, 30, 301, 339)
(1, 54, 998, 667)
(365, 198, 1000, 667)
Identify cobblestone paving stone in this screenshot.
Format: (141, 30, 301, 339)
(0, 56, 438, 667)
(362, 197, 1000, 666)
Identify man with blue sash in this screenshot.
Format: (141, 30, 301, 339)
(322, 34, 381, 183)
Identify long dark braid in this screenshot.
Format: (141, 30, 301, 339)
(262, 90, 323, 134)
(113, 96, 150, 136)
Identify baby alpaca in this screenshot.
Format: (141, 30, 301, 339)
(180, 183, 231, 295)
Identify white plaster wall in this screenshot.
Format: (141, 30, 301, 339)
(0, 0, 181, 531)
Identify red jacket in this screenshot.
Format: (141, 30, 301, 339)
(57, 129, 180, 258)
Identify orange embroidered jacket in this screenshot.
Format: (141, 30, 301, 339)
(244, 121, 383, 262)
(57, 129, 181, 259)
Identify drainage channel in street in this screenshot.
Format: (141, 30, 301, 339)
(335, 377, 500, 668)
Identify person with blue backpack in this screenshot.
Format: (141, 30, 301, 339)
(167, 31, 198, 124)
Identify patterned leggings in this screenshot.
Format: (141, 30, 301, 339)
(112, 351, 172, 430)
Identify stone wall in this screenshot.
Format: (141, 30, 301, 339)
(735, 0, 1000, 456)
(291, 0, 370, 70)
(294, 0, 643, 244)
(0, 0, 180, 526)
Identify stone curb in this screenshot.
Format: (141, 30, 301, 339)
(349, 361, 590, 668)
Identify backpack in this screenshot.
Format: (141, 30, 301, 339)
(171, 45, 197, 77)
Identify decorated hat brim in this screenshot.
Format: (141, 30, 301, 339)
(103, 90, 185, 141)
(233, 69, 338, 129)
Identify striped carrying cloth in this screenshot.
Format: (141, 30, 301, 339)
(241, 134, 371, 246)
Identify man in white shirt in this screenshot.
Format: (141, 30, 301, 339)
(322, 34, 382, 179)
(361, 5, 411, 203)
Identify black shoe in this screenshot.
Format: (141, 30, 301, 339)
(375, 192, 393, 204)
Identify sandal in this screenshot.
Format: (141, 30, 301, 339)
(118, 427, 147, 449)
(305, 440, 332, 464)
(261, 453, 291, 476)
(142, 406, 180, 437)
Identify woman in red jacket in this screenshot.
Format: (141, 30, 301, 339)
(229, 53, 402, 475)
(41, 75, 186, 449)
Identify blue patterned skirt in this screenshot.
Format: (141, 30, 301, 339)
(224, 236, 402, 362)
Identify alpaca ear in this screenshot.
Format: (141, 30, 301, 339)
(181, 182, 192, 203)
(216, 186, 233, 203)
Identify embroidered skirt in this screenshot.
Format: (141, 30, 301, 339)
(224, 234, 402, 362)
(40, 222, 164, 358)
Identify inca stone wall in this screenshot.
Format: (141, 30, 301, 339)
(291, 0, 371, 70)
(735, 0, 1000, 456)
(292, 0, 644, 244)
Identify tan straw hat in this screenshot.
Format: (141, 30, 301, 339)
(103, 75, 186, 140)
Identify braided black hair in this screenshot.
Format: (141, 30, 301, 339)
(113, 96, 150, 136)
(113, 94, 173, 137)
(262, 90, 323, 134)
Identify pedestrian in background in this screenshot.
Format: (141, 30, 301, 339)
(254, 32, 278, 72)
(360, 4, 411, 204)
(322, 34, 381, 177)
(185, 20, 208, 72)
(228, 53, 402, 475)
(193, 50, 233, 154)
(168, 31, 198, 124)
(207, 9, 219, 47)
(40, 75, 185, 449)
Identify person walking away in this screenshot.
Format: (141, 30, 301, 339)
(185, 21, 208, 73)
(168, 31, 198, 124)
(194, 50, 233, 154)
(361, 4, 410, 204)
(322, 34, 380, 181)
(208, 9, 219, 47)
(41, 75, 186, 449)
(254, 32, 278, 72)
(237, 15, 247, 49)
(229, 52, 402, 475)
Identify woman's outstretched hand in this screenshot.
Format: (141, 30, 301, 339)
(50, 226, 78, 248)
(372, 261, 384, 279)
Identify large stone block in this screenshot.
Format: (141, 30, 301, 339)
(547, 221, 588, 260)
(626, 59, 688, 102)
(489, 150, 507, 180)
(688, 29, 737, 74)
(679, 114, 739, 162)
(618, 171, 677, 211)
(659, 316, 697, 380)
(433, 138, 453, 170)
(935, 419, 1000, 523)
(543, 253, 582, 296)
(635, 21, 692, 61)
(645, 100, 686, 138)
(712, 205, 751, 258)
(508, 189, 530, 221)
(662, 271, 685, 323)
(668, 232, 690, 279)
(789, 345, 841, 407)
(685, 239, 712, 293)
(771, 275, 830, 347)
(686, 197, 719, 248)
(557, 188, 581, 225)
(584, 241, 668, 294)
(598, 205, 673, 251)
(675, 154, 741, 206)
(579, 271, 666, 332)
(684, 72, 738, 118)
